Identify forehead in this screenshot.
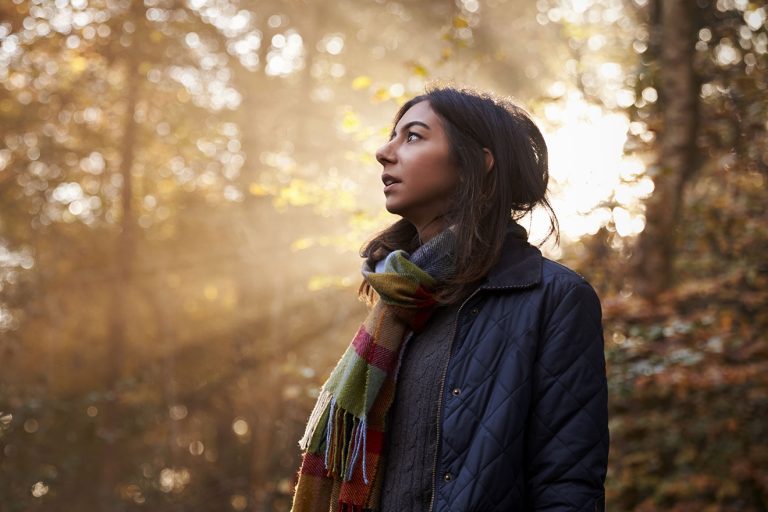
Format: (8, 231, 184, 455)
(395, 100, 442, 130)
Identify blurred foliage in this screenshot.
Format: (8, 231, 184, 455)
(603, 272, 768, 511)
(588, 158, 768, 510)
(548, 0, 768, 509)
(1, 0, 766, 511)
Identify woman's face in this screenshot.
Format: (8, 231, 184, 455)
(375, 101, 459, 230)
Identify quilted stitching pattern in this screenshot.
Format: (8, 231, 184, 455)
(433, 260, 608, 512)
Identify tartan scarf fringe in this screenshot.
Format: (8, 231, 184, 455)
(327, 400, 368, 483)
(299, 391, 370, 484)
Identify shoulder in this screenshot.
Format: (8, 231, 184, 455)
(541, 258, 589, 288)
(483, 236, 600, 308)
(539, 258, 601, 320)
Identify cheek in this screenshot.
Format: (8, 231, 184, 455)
(416, 150, 456, 181)
(426, 160, 460, 194)
(433, 170, 459, 195)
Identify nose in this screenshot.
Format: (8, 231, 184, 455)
(375, 139, 396, 166)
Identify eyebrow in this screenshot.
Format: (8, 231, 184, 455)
(390, 120, 430, 139)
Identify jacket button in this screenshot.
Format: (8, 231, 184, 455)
(443, 472, 453, 481)
(470, 307, 480, 315)
(451, 387, 461, 396)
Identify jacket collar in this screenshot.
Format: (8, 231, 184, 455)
(482, 226, 543, 290)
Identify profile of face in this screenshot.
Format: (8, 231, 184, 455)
(375, 101, 459, 232)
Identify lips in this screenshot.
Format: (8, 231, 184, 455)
(382, 173, 401, 186)
(382, 173, 401, 193)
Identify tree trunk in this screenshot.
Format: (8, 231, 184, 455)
(100, 44, 141, 510)
(633, 0, 699, 298)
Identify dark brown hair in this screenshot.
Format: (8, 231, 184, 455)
(360, 86, 558, 304)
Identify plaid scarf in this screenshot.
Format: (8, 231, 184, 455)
(291, 228, 456, 512)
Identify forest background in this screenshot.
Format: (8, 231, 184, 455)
(1, 0, 766, 510)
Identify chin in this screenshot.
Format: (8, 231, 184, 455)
(384, 200, 403, 217)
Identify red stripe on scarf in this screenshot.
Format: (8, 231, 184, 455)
(365, 428, 384, 455)
(409, 285, 438, 331)
(300, 451, 331, 477)
(352, 328, 398, 373)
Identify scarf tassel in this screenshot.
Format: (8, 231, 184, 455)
(298, 391, 370, 484)
(321, 397, 368, 484)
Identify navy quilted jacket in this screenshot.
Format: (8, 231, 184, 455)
(430, 234, 609, 511)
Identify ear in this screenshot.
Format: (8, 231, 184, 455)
(483, 148, 495, 173)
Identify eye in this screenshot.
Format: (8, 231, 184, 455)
(406, 131, 421, 142)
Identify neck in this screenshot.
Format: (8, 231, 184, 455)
(414, 215, 447, 245)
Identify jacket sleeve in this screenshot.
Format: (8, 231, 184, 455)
(524, 280, 609, 511)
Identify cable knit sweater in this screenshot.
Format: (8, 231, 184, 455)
(379, 303, 460, 511)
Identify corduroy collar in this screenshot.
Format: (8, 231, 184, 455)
(482, 228, 543, 290)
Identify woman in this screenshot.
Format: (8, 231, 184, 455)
(291, 87, 608, 512)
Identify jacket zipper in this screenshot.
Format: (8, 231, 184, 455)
(427, 281, 537, 512)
